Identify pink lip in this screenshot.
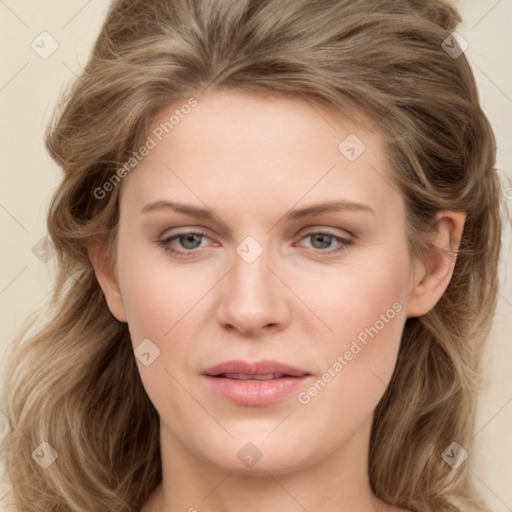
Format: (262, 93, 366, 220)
(202, 359, 312, 406)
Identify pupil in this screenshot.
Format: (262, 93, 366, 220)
(181, 234, 202, 249)
(312, 234, 332, 249)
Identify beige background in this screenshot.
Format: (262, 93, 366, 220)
(0, 0, 511, 509)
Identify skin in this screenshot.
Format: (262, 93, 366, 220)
(90, 89, 465, 512)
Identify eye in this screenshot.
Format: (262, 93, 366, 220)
(296, 231, 352, 255)
(156, 229, 353, 258)
(157, 231, 214, 257)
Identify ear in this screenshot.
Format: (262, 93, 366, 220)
(406, 211, 466, 318)
(88, 238, 127, 322)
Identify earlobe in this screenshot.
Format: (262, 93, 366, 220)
(88, 239, 128, 322)
(406, 211, 466, 318)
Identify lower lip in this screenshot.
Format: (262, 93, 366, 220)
(203, 375, 311, 406)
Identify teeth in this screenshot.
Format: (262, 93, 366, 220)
(222, 373, 286, 380)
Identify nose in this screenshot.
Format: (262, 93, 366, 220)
(215, 245, 290, 336)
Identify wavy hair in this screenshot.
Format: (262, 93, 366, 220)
(1, 0, 502, 511)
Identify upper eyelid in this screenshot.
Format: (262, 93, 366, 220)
(158, 227, 211, 242)
(296, 225, 353, 237)
(158, 226, 352, 238)
(158, 223, 354, 236)
(303, 233, 350, 241)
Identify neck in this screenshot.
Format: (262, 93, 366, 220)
(148, 416, 392, 512)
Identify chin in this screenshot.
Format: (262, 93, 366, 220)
(195, 433, 319, 476)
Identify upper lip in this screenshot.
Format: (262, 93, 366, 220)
(203, 359, 310, 377)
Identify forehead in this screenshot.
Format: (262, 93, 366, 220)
(120, 89, 402, 224)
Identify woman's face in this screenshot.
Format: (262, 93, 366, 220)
(108, 89, 419, 473)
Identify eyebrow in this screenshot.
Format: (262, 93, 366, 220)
(285, 200, 375, 219)
(140, 199, 375, 219)
(141, 200, 213, 218)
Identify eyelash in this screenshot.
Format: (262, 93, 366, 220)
(156, 230, 353, 258)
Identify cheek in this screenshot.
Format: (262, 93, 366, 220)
(297, 244, 410, 428)
(302, 235, 410, 351)
(115, 244, 210, 425)
(115, 235, 206, 345)
(114, 235, 220, 385)
(301, 309, 405, 455)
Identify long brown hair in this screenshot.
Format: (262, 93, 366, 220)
(1, 1, 502, 510)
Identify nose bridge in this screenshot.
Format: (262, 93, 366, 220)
(216, 237, 288, 333)
(232, 245, 272, 298)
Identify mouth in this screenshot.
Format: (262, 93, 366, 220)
(214, 373, 295, 381)
(202, 360, 312, 406)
